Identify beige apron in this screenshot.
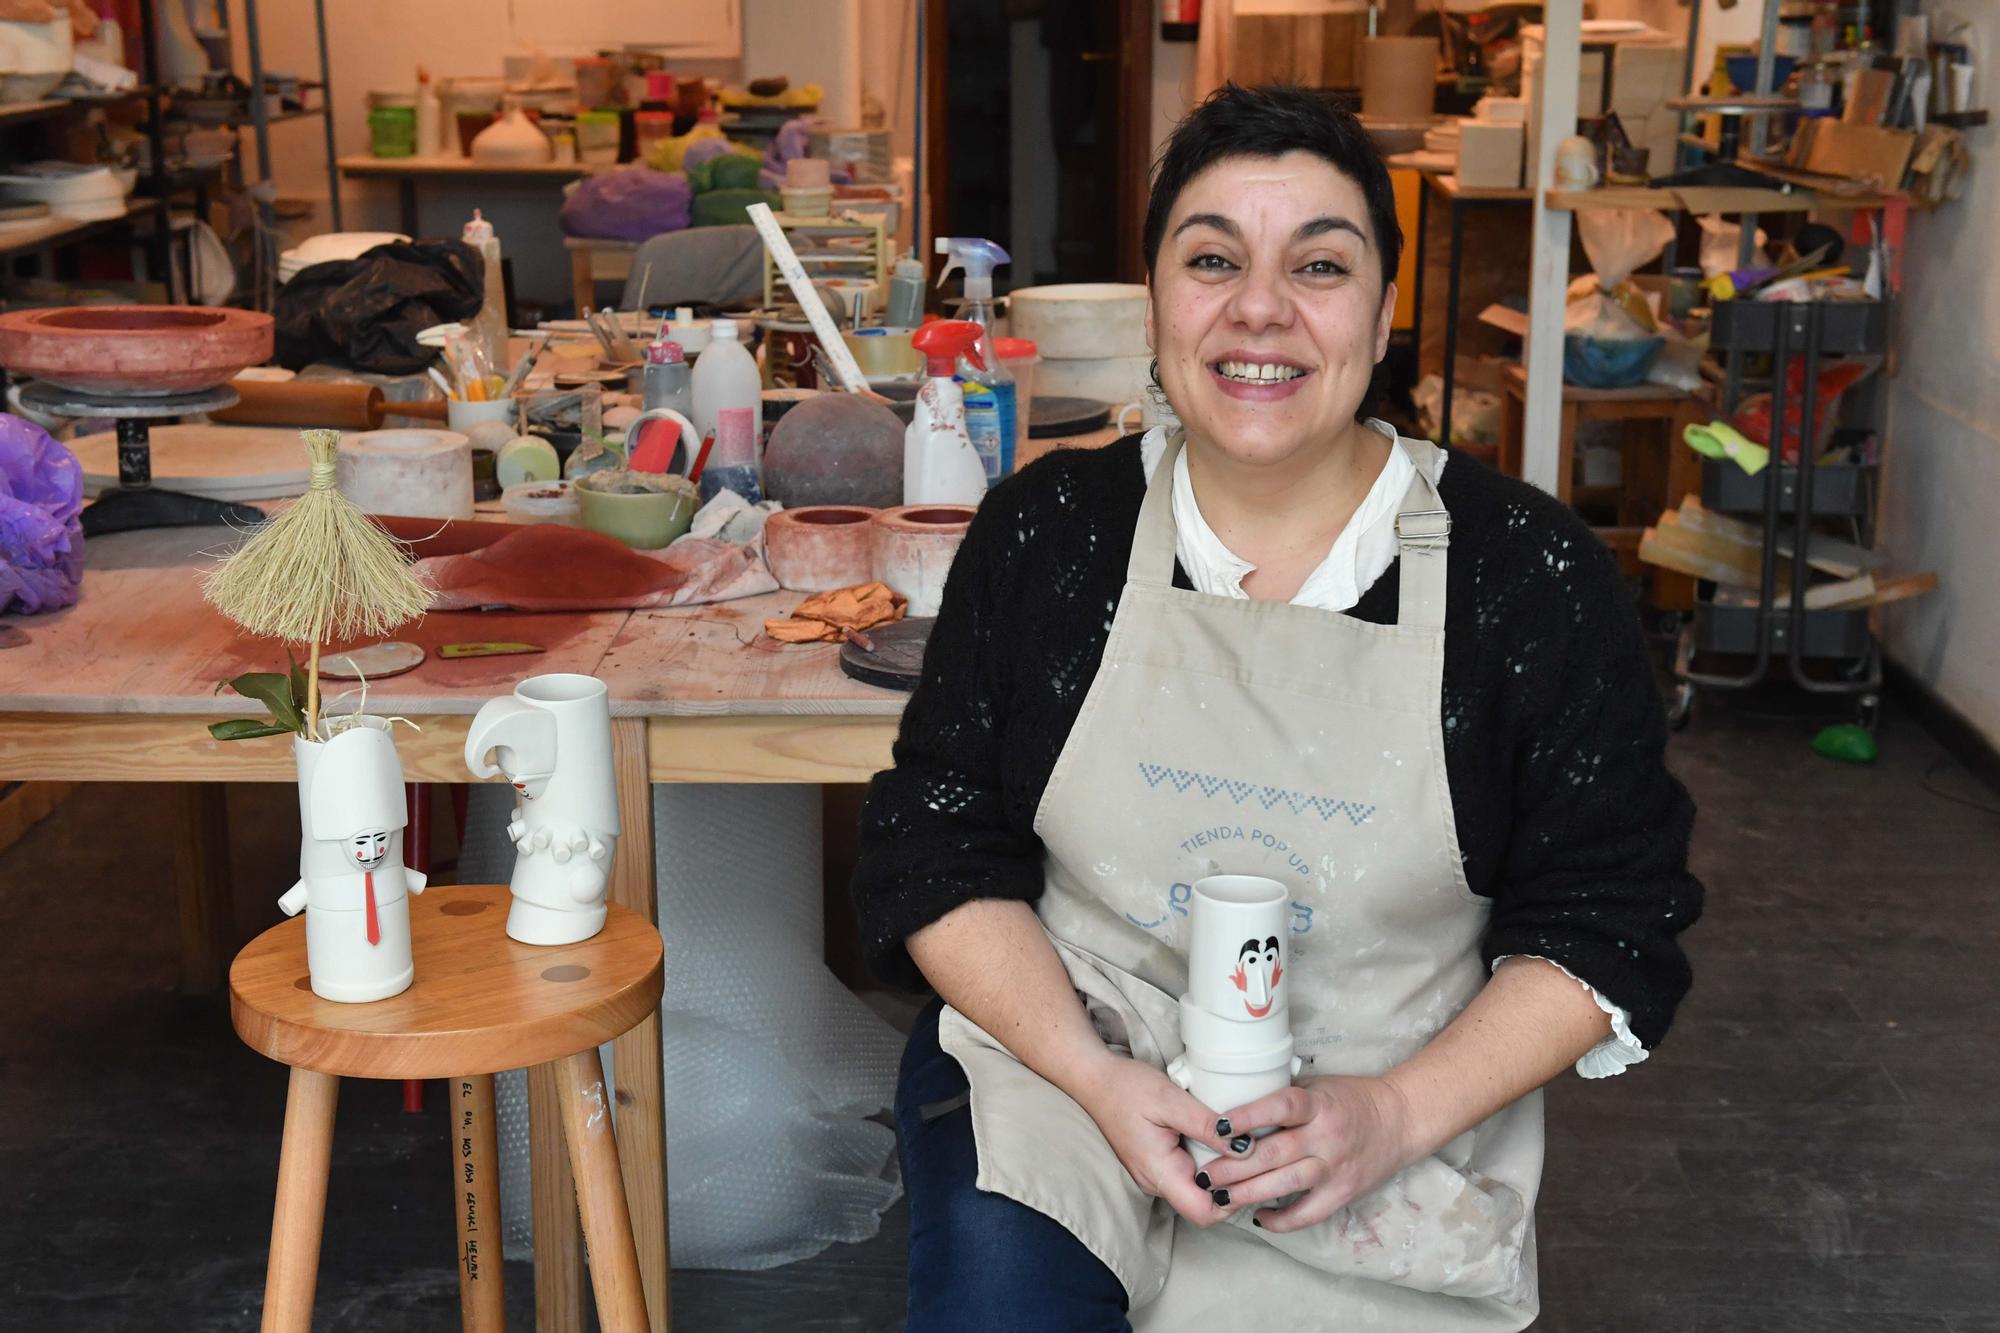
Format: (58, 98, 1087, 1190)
(939, 430, 1544, 1330)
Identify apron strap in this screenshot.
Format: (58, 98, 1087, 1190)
(1126, 427, 1183, 588)
(1392, 437, 1450, 631)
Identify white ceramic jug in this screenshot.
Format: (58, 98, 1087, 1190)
(464, 673, 621, 945)
(1167, 874, 1303, 1166)
(279, 718, 427, 1003)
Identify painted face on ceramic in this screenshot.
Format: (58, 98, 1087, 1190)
(1146, 150, 1395, 466)
(1230, 935, 1284, 1018)
(511, 769, 552, 801)
(345, 829, 390, 871)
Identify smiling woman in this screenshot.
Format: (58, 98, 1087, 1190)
(854, 83, 1702, 1333)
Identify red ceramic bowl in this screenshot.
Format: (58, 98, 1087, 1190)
(0, 305, 275, 397)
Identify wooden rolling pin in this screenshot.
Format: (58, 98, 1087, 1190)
(209, 379, 451, 431)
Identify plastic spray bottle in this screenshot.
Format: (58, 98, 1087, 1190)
(884, 249, 926, 330)
(690, 318, 763, 504)
(935, 237, 1015, 484)
(460, 210, 509, 373)
(904, 320, 990, 505)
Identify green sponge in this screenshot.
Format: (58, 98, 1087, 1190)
(1812, 723, 1878, 764)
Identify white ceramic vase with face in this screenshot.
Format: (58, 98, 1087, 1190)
(1167, 875, 1304, 1166)
(278, 718, 427, 1003)
(464, 673, 620, 945)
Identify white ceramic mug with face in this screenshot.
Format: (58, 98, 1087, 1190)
(465, 673, 622, 945)
(1555, 134, 1601, 191)
(1169, 874, 1303, 1164)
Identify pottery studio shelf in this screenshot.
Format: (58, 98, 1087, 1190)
(0, 199, 155, 260)
(0, 88, 155, 127)
(1544, 182, 1903, 214)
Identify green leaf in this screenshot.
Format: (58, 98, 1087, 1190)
(219, 671, 303, 734)
(286, 648, 310, 718)
(208, 718, 296, 741)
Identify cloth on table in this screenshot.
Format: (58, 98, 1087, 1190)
(688, 488, 779, 544)
(273, 239, 484, 375)
(0, 414, 84, 615)
(381, 519, 776, 611)
(764, 582, 906, 643)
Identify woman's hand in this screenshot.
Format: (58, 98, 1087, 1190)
(1196, 1076, 1417, 1233)
(1070, 1056, 1235, 1228)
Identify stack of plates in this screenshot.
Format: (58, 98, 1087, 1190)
(0, 162, 131, 221)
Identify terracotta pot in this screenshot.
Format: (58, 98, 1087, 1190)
(871, 503, 975, 617)
(0, 304, 273, 397)
(765, 505, 879, 592)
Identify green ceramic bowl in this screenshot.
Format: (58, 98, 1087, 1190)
(574, 471, 700, 550)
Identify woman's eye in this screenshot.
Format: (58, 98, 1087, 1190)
(1188, 253, 1236, 272)
(1299, 259, 1350, 277)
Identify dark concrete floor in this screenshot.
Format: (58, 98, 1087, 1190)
(2, 698, 1996, 1331)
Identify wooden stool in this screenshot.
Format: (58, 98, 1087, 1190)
(1497, 363, 1706, 612)
(230, 883, 665, 1333)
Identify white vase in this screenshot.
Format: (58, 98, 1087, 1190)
(278, 717, 427, 1003)
(464, 674, 620, 945)
(1167, 875, 1303, 1165)
(470, 105, 552, 165)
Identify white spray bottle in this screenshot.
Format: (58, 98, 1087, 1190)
(935, 237, 1015, 484)
(904, 320, 989, 506)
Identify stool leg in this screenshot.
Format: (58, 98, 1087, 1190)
(552, 1050, 651, 1333)
(529, 1062, 586, 1332)
(451, 1074, 506, 1332)
(262, 1067, 339, 1333)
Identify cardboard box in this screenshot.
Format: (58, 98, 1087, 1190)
(1800, 118, 1917, 190)
(1457, 121, 1525, 190)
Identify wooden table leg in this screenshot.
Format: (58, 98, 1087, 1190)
(1555, 399, 1581, 506)
(528, 1062, 586, 1333)
(608, 717, 670, 1333)
(262, 1067, 338, 1333)
(553, 1048, 651, 1333)
(451, 1074, 506, 1332)
(172, 782, 233, 994)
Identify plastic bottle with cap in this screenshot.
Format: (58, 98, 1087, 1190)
(935, 237, 1016, 485)
(904, 320, 989, 506)
(884, 249, 927, 330)
(690, 318, 763, 504)
(461, 209, 509, 373)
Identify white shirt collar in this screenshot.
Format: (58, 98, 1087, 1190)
(1138, 419, 1444, 614)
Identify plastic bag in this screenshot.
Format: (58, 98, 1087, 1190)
(1576, 208, 1675, 288)
(557, 166, 693, 243)
(1731, 356, 1880, 463)
(1697, 216, 1768, 279)
(0, 413, 84, 615)
(273, 239, 484, 375)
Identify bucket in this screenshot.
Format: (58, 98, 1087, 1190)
(368, 106, 417, 159)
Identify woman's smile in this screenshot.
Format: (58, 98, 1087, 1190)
(1209, 351, 1313, 400)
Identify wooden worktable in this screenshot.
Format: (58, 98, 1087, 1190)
(0, 522, 905, 1333)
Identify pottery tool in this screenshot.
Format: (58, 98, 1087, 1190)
(320, 640, 427, 680)
(499, 336, 548, 397)
(211, 380, 450, 431)
(746, 202, 870, 394)
(440, 641, 545, 659)
(598, 308, 642, 361)
(838, 616, 934, 690)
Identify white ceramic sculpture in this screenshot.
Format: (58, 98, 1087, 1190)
(279, 718, 427, 1003)
(464, 673, 620, 945)
(1167, 874, 1304, 1166)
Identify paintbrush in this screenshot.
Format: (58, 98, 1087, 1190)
(499, 336, 548, 397)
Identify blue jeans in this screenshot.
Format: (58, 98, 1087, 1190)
(897, 998, 1132, 1332)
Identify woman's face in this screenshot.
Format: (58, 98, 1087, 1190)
(1147, 151, 1395, 467)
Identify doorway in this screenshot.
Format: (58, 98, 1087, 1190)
(925, 0, 1154, 294)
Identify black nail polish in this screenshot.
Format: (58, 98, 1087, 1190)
(1230, 1135, 1252, 1154)
(1215, 1118, 1232, 1137)
(1211, 1188, 1230, 1207)
(1194, 1170, 1211, 1190)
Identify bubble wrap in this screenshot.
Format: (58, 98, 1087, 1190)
(470, 781, 903, 1269)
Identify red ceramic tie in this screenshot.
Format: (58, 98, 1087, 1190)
(364, 870, 380, 945)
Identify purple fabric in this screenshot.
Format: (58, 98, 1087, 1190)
(0, 413, 84, 615)
(558, 167, 693, 243)
(682, 137, 735, 173)
(758, 117, 852, 191)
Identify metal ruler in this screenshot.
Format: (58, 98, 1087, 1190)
(745, 202, 871, 394)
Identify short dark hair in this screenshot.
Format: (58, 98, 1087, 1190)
(1143, 83, 1402, 290)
